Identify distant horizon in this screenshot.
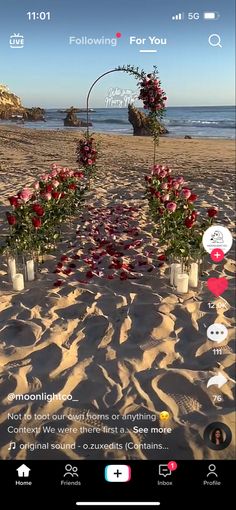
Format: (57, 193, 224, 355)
(25, 104, 235, 109)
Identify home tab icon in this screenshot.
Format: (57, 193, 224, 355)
(16, 464, 31, 478)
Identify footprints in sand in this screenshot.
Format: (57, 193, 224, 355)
(0, 130, 235, 460)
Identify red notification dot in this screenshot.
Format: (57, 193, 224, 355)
(167, 461, 178, 471)
(210, 248, 224, 263)
(116, 32, 122, 38)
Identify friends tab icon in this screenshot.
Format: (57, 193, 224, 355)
(63, 464, 79, 477)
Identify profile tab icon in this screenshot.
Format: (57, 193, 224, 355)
(206, 464, 218, 478)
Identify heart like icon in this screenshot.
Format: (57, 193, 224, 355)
(207, 277, 228, 296)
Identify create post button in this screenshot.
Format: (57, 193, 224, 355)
(105, 465, 131, 482)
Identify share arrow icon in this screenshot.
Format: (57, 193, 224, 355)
(207, 372, 227, 389)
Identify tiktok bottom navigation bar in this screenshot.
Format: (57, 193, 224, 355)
(0, 460, 234, 508)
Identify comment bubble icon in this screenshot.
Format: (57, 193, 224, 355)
(207, 323, 228, 343)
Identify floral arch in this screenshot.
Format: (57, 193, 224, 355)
(80, 64, 167, 169)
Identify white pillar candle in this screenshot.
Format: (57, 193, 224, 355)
(13, 273, 24, 291)
(173, 264, 182, 286)
(26, 259, 35, 281)
(8, 257, 16, 281)
(176, 273, 189, 294)
(189, 262, 198, 288)
(170, 263, 175, 285)
(170, 264, 176, 285)
(170, 263, 182, 285)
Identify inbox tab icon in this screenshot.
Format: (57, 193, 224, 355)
(105, 465, 131, 482)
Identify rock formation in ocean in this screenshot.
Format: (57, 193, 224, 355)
(23, 107, 45, 121)
(0, 84, 45, 121)
(128, 104, 168, 136)
(64, 107, 92, 127)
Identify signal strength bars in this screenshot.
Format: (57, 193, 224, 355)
(172, 12, 184, 21)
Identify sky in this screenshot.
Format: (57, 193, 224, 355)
(0, 0, 235, 108)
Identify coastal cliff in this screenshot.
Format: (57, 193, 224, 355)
(0, 84, 22, 109)
(0, 84, 45, 121)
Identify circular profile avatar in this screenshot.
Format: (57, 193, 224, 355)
(203, 421, 232, 451)
(210, 428, 224, 446)
(202, 225, 233, 254)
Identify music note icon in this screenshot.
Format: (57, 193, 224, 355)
(8, 441, 16, 450)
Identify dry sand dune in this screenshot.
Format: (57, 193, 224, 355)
(0, 126, 235, 460)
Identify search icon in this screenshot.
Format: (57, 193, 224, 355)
(208, 33, 222, 48)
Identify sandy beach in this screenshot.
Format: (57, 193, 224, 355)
(0, 125, 235, 461)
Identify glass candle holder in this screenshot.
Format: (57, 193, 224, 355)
(176, 273, 189, 294)
(23, 252, 36, 281)
(169, 256, 184, 286)
(7, 254, 17, 282)
(187, 250, 202, 288)
(188, 261, 199, 288)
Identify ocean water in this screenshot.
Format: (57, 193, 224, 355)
(1, 106, 235, 139)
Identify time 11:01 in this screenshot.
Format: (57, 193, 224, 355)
(27, 12, 51, 21)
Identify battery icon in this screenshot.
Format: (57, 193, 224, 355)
(203, 12, 220, 20)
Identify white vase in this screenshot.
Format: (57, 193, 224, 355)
(8, 256, 17, 282)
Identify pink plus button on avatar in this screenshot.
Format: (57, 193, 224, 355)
(210, 248, 224, 262)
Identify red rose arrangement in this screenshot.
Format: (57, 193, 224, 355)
(137, 67, 167, 162)
(145, 164, 219, 259)
(76, 134, 98, 181)
(139, 73, 167, 113)
(3, 164, 86, 256)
